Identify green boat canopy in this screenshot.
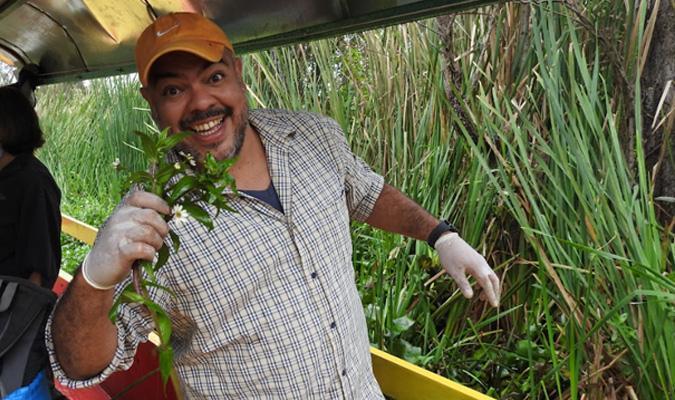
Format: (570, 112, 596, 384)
(0, 0, 492, 85)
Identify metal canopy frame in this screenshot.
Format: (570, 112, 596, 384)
(0, 0, 497, 85)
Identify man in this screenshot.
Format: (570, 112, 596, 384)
(48, 12, 500, 399)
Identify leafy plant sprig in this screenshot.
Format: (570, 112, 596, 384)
(108, 128, 236, 389)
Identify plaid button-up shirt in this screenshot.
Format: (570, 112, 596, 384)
(47, 109, 386, 399)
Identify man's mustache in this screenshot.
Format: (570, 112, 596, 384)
(180, 107, 233, 130)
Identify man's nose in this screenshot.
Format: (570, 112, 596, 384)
(186, 83, 217, 115)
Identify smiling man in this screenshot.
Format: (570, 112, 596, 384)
(48, 12, 501, 399)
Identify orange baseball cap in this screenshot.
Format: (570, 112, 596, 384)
(135, 12, 234, 87)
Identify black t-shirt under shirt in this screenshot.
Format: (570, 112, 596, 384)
(241, 181, 284, 213)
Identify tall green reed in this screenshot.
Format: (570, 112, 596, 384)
(453, 1, 674, 398)
(37, 76, 151, 219)
(36, 77, 152, 272)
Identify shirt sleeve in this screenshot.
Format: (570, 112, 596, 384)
(322, 117, 384, 222)
(45, 268, 172, 388)
(16, 174, 61, 288)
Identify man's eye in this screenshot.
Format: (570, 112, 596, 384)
(162, 86, 181, 96)
(209, 73, 224, 83)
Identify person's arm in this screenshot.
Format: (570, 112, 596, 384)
(50, 191, 170, 380)
(51, 273, 118, 378)
(364, 184, 438, 240)
(365, 184, 500, 307)
(321, 115, 500, 307)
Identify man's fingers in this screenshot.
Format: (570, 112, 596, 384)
(133, 208, 170, 237)
(125, 191, 171, 215)
(119, 241, 157, 262)
(489, 273, 501, 304)
(485, 281, 499, 308)
(474, 271, 498, 307)
(450, 271, 473, 299)
(126, 225, 164, 250)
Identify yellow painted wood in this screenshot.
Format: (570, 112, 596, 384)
(59, 214, 492, 399)
(61, 214, 97, 245)
(370, 347, 494, 400)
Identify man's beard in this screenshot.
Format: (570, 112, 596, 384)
(175, 106, 249, 162)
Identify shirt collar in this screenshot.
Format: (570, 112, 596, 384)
(248, 109, 295, 147)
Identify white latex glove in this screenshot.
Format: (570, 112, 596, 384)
(81, 191, 170, 290)
(436, 232, 501, 307)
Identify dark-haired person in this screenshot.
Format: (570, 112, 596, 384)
(0, 86, 61, 399)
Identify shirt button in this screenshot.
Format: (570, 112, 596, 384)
(330, 321, 336, 329)
(310, 272, 318, 279)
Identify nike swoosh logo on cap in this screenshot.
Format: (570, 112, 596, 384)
(156, 24, 179, 37)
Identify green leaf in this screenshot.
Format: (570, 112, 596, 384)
(155, 163, 178, 189)
(122, 290, 146, 304)
(515, 339, 535, 358)
(228, 179, 238, 196)
(392, 316, 415, 335)
(158, 346, 174, 387)
(134, 130, 159, 160)
(169, 176, 197, 202)
(108, 295, 124, 322)
(399, 339, 423, 364)
(153, 308, 173, 345)
(158, 130, 192, 151)
(141, 259, 156, 281)
(169, 230, 181, 252)
(182, 202, 213, 230)
(203, 153, 219, 175)
(108, 282, 135, 322)
(155, 244, 169, 272)
(144, 281, 177, 298)
(129, 171, 153, 186)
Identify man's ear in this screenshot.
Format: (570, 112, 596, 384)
(140, 86, 151, 103)
(140, 87, 161, 123)
(234, 57, 243, 78)
(234, 57, 246, 90)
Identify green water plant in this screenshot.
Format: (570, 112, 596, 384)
(107, 127, 236, 388)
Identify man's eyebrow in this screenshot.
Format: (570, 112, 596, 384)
(151, 59, 228, 85)
(152, 71, 180, 81)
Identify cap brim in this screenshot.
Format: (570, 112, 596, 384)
(140, 39, 226, 86)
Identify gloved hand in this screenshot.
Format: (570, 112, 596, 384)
(436, 232, 501, 307)
(81, 191, 171, 290)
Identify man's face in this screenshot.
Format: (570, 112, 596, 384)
(141, 51, 248, 161)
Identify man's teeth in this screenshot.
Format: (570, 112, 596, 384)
(191, 118, 224, 135)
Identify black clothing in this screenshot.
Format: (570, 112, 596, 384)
(0, 153, 61, 386)
(0, 153, 61, 288)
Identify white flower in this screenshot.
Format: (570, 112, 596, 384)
(179, 150, 197, 167)
(171, 204, 189, 224)
(112, 158, 121, 169)
(179, 150, 194, 160)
